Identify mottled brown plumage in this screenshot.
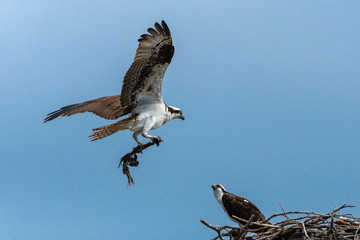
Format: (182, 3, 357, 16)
(121, 20, 173, 107)
(222, 192, 267, 224)
(89, 115, 138, 141)
(44, 95, 128, 122)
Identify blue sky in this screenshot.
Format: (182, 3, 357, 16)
(1, 0, 360, 239)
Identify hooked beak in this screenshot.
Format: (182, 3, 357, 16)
(211, 185, 215, 190)
(180, 115, 185, 120)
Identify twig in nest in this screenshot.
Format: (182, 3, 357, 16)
(355, 225, 360, 240)
(118, 138, 163, 187)
(301, 222, 309, 238)
(231, 215, 279, 229)
(279, 203, 289, 220)
(200, 219, 237, 240)
(235, 214, 254, 239)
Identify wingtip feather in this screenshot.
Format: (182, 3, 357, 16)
(161, 20, 171, 36)
(43, 109, 62, 123)
(154, 22, 164, 34)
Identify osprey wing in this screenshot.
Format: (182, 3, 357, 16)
(222, 193, 266, 224)
(120, 20, 174, 108)
(44, 95, 130, 122)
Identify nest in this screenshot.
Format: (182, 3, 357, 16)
(201, 204, 360, 240)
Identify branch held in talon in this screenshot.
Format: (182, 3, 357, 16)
(44, 20, 184, 147)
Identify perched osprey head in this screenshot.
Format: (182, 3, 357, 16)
(166, 105, 185, 121)
(212, 184, 227, 202)
(212, 184, 226, 191)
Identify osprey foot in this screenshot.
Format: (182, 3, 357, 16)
(134, 143, 145, 153)
(151, 137, 163, 146)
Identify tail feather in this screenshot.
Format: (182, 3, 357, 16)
(90, 116, 136, 141)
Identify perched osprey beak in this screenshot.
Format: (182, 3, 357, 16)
(211, 185, 215, 190)
(180, 115, 185, 120)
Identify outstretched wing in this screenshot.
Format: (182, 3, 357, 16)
(222, 193, 266, 224)
(44, 21, 173, 123)
(120, 20, 174, 108)
(44, 95, 130, 122)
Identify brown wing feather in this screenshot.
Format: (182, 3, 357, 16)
(222, 192, 266, 224)
(120, 20, 174, 107)
(44, 95, 130, 122)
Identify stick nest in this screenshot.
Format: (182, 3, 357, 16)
(201, 204, 360, 240)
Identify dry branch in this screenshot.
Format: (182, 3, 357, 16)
(118, 138, 163, 187)
(200, 219, 239, 240)
(202, 204, 359, 240)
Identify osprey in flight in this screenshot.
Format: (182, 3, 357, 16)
(44, 20, 184, 147)
(212, 184, 268, 228)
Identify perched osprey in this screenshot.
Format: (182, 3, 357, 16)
(44, 20, 184, 147)
(212, 184, 268, 228)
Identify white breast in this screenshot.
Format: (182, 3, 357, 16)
(213, 188, 224, 203)
(131, 102, 167, 131)
(213, 189, 228, 214)
(213, 189, 238, 224)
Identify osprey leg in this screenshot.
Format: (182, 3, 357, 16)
(142, 132, 162, 143)
(133, 132, 143, 146)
